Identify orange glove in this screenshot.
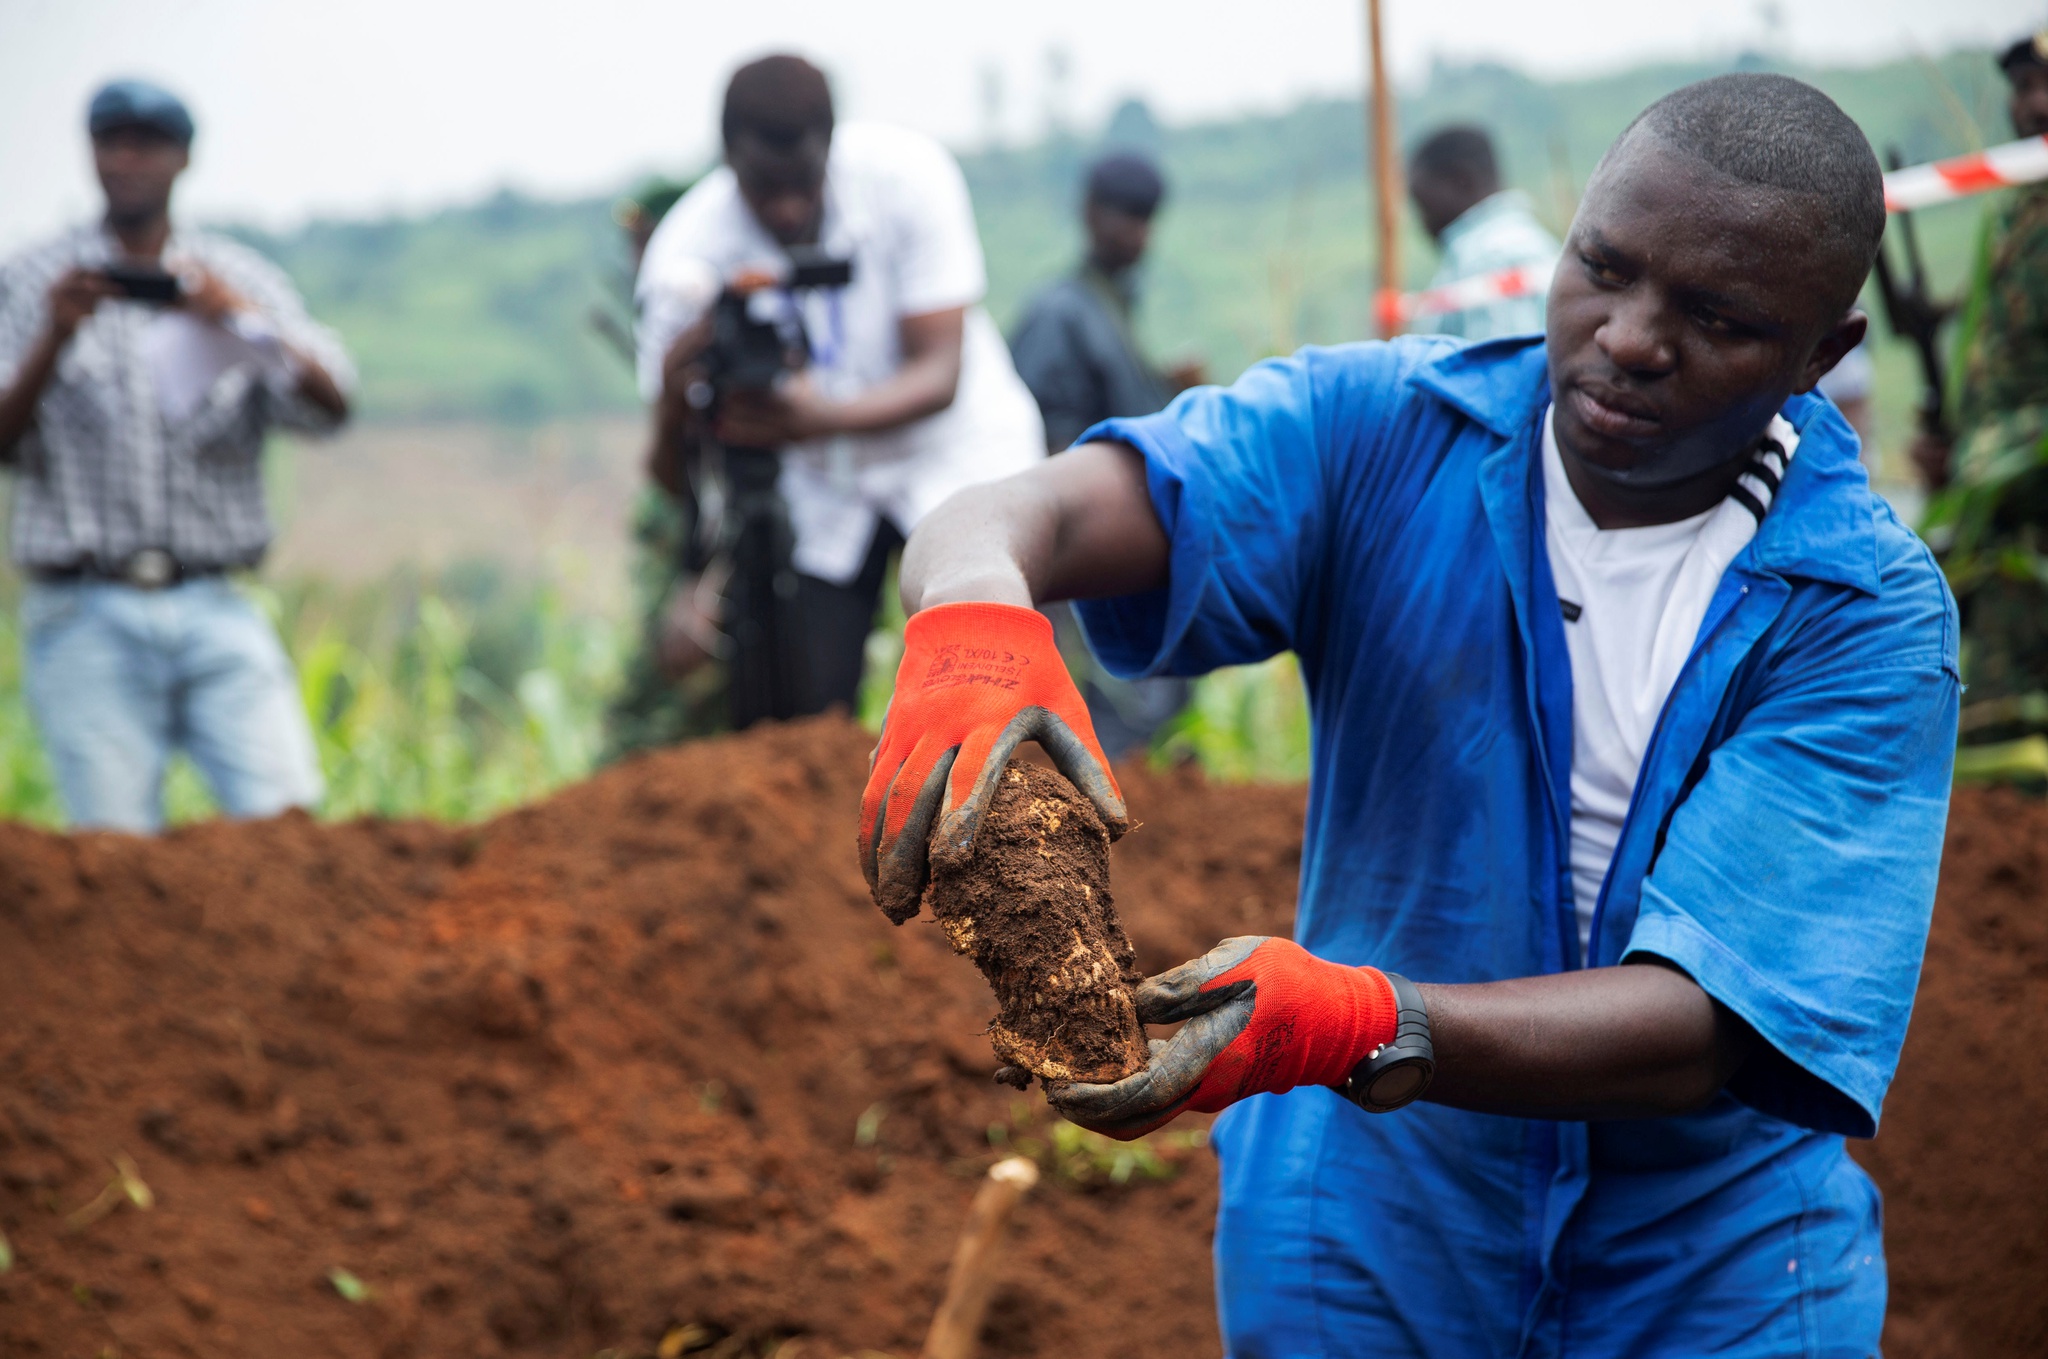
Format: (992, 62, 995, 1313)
(1049, 937, 1401, 1140)
(859, 601, 1128, 922)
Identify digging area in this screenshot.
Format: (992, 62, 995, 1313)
(0, 716, 2042, 1357)
(1854, 785, 2048, 1359)
(923, 763, 1147, 1087)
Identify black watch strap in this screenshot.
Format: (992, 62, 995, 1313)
(1336, 971, 1434, 1114)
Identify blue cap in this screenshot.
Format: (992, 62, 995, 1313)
(88, 79, 194, 147)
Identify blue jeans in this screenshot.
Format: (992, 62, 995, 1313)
(20, 578, 323, 831)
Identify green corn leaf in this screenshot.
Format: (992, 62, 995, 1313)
(328, 1267, 371, 1304)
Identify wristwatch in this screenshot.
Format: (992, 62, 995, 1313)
(1337, 972, 1435, 1114)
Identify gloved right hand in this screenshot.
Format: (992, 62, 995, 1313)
(1048, 936, 1401, 1140)
(858, 601, 1128, 923)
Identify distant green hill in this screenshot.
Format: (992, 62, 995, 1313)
(977, 48, 2001, 460)
(230, 192, 635, 423)
(232, 48, 2007, 455)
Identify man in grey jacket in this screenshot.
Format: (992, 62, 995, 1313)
(1010, 153, 1201, 756)
(1010, 153, 1202, 453)
(0, 80, 354, 831)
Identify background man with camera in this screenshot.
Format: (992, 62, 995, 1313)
(0, 79, 354, 832)
(625, 53, 1043, 742)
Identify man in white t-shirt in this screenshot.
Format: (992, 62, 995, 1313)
(1543, 405, 1798, 959)
(629, 54, 1043, 732)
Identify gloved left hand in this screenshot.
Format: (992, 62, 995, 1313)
(1046, 936, 1399, 1140)
(858, 601, 1126, 924)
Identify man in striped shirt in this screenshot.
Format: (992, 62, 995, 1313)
(0, 80, 354, 830)
(1406, 125, 1562, 341)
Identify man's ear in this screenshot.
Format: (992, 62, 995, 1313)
(1795, 309, 1868, 394)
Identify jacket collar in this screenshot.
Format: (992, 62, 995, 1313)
(1412, 337, 1882, 595)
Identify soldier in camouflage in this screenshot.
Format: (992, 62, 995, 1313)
(593, 178, 731, 762)
(1917, 33, 2048, 743)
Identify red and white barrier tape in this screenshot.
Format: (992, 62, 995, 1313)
(1389, 261, 1550, 323)
(1882, 134, 2048, 212)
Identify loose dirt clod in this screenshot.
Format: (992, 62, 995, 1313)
(923, 762, 1149, 1086)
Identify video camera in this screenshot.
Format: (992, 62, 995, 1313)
(689, 249, 854, 410)
(685, 249, 854, 731)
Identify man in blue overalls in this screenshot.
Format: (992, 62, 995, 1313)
(859, 73, 1956, 1357)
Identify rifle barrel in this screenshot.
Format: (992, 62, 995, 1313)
(1877, 145, 1950, 438)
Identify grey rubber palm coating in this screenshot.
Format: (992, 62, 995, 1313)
(1046, 936, 1268, 1139)
(863, 704, 1129, 925)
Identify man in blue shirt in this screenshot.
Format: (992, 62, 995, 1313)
(860, 74, 1956, 1357)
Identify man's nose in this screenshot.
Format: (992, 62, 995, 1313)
(101, 147, 148, 175)
(1593, 291, 1677, 378)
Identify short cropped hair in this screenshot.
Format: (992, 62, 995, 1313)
(2000, 31, 2048, 75)
(722, 54, 834, 151)
(1408, 125, 1497, 187)
(1085, 154, 1166, 218)
(1613, 74, 1885, 304)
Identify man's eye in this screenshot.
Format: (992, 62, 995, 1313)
(1580, 255, 1625, 286)
(1691, 307, 1737, 334)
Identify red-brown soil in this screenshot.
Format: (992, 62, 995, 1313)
(0, 718, 2040, 1357)
(0, 719, 1296, 1359)
(1853, 785, 2048, 1359)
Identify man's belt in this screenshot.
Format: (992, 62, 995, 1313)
(32, 549, 227, 590)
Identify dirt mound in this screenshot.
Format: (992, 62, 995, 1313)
(0, 719, 2041, 1358)
(0, 718, 1302, 1359)
(1853, 785, 2048, 1358)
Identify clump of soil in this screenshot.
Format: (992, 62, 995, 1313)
(922, 763, 1148, 1087)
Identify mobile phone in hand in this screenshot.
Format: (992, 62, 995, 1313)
(102, 264, 182, 304)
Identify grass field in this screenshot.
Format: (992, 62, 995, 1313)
(0, 569, 622, 828)
(0, 563, 1310, 830)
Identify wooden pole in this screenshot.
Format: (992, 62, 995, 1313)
(920, 1157, 1040, 1359)
(1366, 0, 1403, 337)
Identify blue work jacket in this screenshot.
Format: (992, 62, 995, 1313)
(1074, 336, 1959, 1359)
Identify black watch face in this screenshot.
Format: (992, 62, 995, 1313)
(1368, 1061, 1430, 1108)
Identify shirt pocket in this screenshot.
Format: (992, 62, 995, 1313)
(183, 373, 266, 463)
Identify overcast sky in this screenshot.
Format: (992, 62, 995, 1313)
(0, 0, 2036, 249)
